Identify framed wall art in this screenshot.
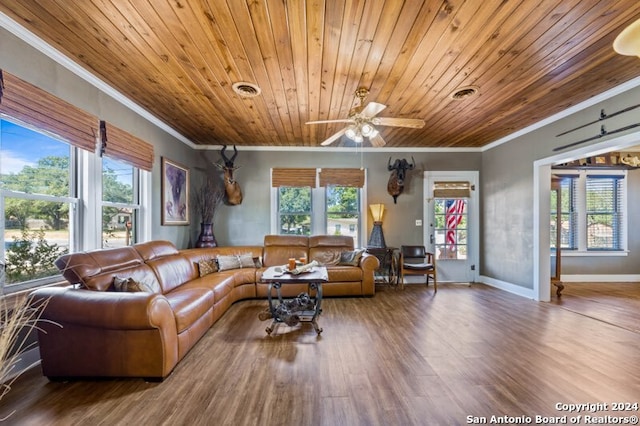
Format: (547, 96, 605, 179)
(161, 157, 190, 225)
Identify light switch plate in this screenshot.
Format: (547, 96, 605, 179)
(415, 220, 422, 226)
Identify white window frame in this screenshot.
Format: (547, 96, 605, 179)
(1, 119, 152, 294)
(556, 169, 628, 256)
(270, 169, 367, 247)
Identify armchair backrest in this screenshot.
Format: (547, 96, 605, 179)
(401, 245, 427, 259)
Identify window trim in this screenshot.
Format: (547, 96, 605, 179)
(1, 119, 152, 294)
(270, 168, 367, 247)
(552, 169, 628, 256)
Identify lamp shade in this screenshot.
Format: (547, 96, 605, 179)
(369, 203, 385, 222)
(614, 18, 640, 58)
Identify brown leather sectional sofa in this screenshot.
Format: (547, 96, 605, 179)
(31, 235, 378, 381)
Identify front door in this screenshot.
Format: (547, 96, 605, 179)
(424, 171, 479, 283)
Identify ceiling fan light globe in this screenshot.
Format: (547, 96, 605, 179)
(345, 126, 357, 140)
(361, 123, 374, 136)
(354, 134, 364, 143)
(369, 128, 379, 138)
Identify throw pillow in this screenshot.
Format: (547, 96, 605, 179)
(217, 255, 242, 271)
(217, 253, 261, 271)
(198, 258, 218, 277)
(113, 276, 152, 292)
(238, 253, 256, 268)
(338, 249, 365, 266)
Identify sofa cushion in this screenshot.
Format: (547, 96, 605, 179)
(327, 266, 363, 282)
(164, 287, 214, 333)
(308, 235, 354, 266)
(262, 235, 309, 266)
(133, 240, 179, 261)
(146, 254, 198, 294)
(338, 249, 365, 266)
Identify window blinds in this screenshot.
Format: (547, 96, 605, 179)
(585, 175, 623, 250)
(100, 120, 154, 171)
(271, 168, 317, 187)
(318, 168, 365, 187)
(433, 181, 472, 198)
(0, 70, 98, 153)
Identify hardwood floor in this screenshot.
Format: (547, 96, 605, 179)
(1, 283, 639, 425)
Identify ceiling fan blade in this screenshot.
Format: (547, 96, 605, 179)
(320, 128, 347, 146)
(361, 102, 387, 118)
(374, 117, 425, 128)
(369, 133, 386, 147)
(306, 119, 354, 125)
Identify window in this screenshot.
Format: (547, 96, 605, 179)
(551, 176, 577, 250)
(0, 72, 153, 294)
(551, 171, 626, 253)
(277, 186, 312, 235)
(326, 185, 360, 241)
(272, 168, 365, 247)
(586, 175, 623, 250)
(102, 157, 139, 248)
(1, 119, 75, 290)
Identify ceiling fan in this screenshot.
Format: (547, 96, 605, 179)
(306, 87, 426, 147)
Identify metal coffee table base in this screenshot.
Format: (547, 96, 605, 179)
(265, 281, 323, 335)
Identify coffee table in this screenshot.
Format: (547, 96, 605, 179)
(261, 265, 328, 335)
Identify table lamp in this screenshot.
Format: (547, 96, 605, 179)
(367, 203, 386, 248)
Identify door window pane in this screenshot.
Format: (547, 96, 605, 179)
(434, 198, 467, 260)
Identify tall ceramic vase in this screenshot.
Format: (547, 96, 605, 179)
(196, 222, 217, 248)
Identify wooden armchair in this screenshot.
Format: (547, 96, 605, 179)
(399, 245, 437, 291)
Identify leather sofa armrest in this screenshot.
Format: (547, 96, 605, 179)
(30, 287, 175, 331)
(360, 253, 380, 271)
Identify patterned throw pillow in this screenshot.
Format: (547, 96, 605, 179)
(113, 276, 152, 292)
(338, 249, 365, 266)
(198, 258, 218, 277)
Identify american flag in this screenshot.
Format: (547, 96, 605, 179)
(445, 199, 465, 251)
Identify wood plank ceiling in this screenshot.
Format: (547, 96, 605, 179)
(1, 1, 640, 148)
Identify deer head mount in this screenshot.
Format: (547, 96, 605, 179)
(387, 157, 415, 204)
(214, 145, 243, 205)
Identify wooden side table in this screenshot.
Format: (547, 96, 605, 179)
(366, 247, 398, 287)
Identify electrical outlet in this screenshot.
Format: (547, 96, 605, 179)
(415, 220, 422, 226)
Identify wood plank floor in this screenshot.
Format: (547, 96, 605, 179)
(1, 283, 640, 425)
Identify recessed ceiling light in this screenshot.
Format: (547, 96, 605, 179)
(232, 82, 261, 98)
(450, 85, 479, 100)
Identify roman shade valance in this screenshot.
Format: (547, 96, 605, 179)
(0, 70, 98, 153)
(318, 168, 365, 188)
(433, 181, 473, 198)
(271, 168, 317, 187)
(100, 120, 154, 171)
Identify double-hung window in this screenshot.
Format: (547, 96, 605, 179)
(552, 171, 626, 253)
(1, 119, 76, 290)
(102, 157, 139, 248)
(0, 71, 153, 294)
(271, 168, 366, 247)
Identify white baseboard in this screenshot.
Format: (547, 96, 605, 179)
(560, 274, 640, 282)
(478, 275, 535, 299)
